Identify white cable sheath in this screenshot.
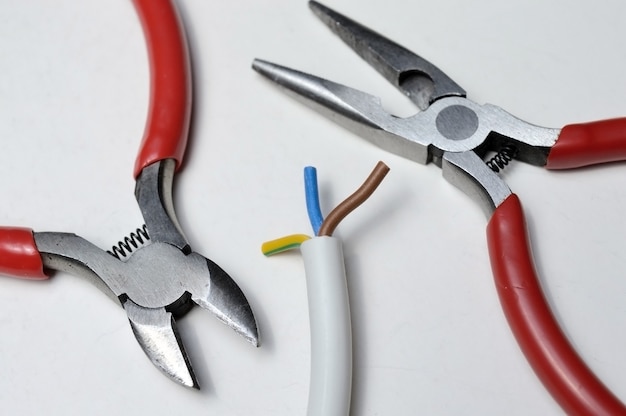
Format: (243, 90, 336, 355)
(300, 236, 352, 416)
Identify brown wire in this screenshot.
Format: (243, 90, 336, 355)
(317, 161, 390, 236)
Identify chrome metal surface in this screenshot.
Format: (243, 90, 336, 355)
(136, 159, 188, 252)
(442, 151, 512, 217)
(252, 2, 565, 208)
(253, 59, 430, 164)
(125, 300, 198, 388)
(32, 159, 259, 388)
(253, 60, 559, 168)
(35, 229, 259, 385)
(309, 1, 465, 110)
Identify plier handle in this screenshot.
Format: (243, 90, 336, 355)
(133, 0, 191, 178)
(253, 2, 626, 414)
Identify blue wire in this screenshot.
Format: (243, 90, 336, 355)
(304, 166, 324, 235)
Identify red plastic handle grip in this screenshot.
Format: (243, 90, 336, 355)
(546, 118, 626, 169)
(132, 0, 191, 178)
(0, 227, 47, 279)
(487, 194, 626, 416)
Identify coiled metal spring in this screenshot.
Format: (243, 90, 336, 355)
(486, 144, 518, 173)
(108, 224, 150, 260)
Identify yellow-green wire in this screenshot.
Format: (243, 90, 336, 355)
(261, 234, 311, 256)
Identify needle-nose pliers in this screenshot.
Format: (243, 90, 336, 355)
(0, 0, 259, 389)
(252, 2, 626, 414)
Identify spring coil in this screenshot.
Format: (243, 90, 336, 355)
(107, 224, 151, 260)
(486, 144, 518, 173)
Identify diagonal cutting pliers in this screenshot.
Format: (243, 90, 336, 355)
(0, 0, 259, 389)
(252, 2, 626, 414)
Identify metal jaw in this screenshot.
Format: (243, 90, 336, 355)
(33, 159, 259, 388)
(308, 1, 466, 110)
(252, 2, 562, 212)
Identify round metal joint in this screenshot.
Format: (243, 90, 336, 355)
(435, 104, 479, 141)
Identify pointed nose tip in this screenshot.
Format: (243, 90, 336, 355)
(308, 1, 328, 17)
(251, 58, 276, 77)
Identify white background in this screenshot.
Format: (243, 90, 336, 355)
(1, 0, 625, 414)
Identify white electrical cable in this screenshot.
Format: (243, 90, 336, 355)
(300, 236, 352, 416)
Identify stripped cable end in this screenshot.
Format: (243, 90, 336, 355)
(261, 234, 311, 256)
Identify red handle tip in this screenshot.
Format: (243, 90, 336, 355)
(0, 227, 47, 279)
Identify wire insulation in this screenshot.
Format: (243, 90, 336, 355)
(318, 161, 390, 236)
(304, 166, 324, 235)
(301, 237, 352, 415)
(261, 234, 311, 256)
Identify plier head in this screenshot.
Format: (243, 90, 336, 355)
(253, 1, 563, 214)
(34, 159, 259, 389)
